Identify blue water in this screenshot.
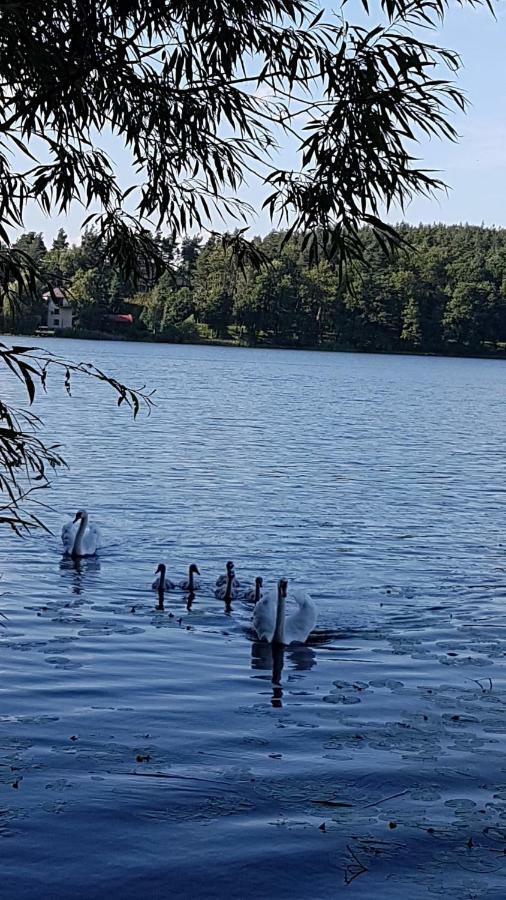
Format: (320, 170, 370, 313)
(2, 339, 506, 898)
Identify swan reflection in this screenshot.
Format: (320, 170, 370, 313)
(59, 555, 101, 594)
(250, 640, 317, 707)
(287, 644, 317, 672)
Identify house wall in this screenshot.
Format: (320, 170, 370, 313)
(47, 300, 73, 330)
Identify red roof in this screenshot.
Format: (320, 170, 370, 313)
(42, 287, 67, 302)
(107, 313, 133, 323)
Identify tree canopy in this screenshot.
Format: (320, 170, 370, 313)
(0, 0, 490, 292)
(8, 223, 506, 358)
(0, 0, 494, 531)
(0, 341, 152, 534)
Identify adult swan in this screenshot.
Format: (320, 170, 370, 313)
(253, 579, 316, 645)
(62, 510, 102, 558)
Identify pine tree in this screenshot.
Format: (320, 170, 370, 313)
(52, 228, 69, 251)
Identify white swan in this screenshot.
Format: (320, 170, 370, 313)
(215, 561, 240, 602)
(252, 579, 316, 645)
(62, 510, 101, 557)
(179, 564, 201, 591)
(243, 576, 263, 603)
(152, 563, 175, 591)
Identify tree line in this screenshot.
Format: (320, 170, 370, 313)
(0, 0, 491, 536)
(3, 223, 506, 356)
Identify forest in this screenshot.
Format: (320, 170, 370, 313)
(3, 223, 506, 356)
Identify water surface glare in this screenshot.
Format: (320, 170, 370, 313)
(2, 339, 506, 898)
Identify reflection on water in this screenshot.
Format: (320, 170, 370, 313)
(251, 640, 318, 707)
(251, 641, 285, 706)
(287, 643, 317, 671)
(251, 640, 317, 678)
(251, 639, 282, 676)
(2, 341, 506, 897)
(59, 554, 101, 594)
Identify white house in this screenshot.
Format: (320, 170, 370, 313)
(42, 288, 74, 330)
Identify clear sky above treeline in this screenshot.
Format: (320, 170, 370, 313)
(25, 1, 506, 243)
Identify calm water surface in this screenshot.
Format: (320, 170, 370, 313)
(2, 340, 506, 898)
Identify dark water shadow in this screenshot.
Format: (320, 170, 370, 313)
(59, 555, 101, 595)
(287, 644, 317, 671)
(250, 641, 317, 707)
(251, 641, 285, 706)
(307, 628, 357, 645)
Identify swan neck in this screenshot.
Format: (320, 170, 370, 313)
(254, 584, 260, 603)
(273, 591, 286, 644)
(188, 568, 194, 591)
(224, 572, 233, 601)
(72, 515, 87, 556)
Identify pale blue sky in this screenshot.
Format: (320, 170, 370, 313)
(25, 1, 506, 244)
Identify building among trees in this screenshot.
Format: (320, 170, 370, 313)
(41, 288, 75, 331)
(8, 223, 506, 357)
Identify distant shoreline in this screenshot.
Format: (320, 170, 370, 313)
(4, 328, 506, 364)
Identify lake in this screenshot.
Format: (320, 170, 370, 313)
(2, 339, 506, 898)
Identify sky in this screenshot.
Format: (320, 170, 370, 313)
(385, 0, 506, 227)
(23, 1, 506, 244)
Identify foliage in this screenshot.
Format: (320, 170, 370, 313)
(4, 220, 506, 533)
(135, 224, 506, 355)
(0, 342, 153, 534)
(0, 0, 491, 296)
(0, 0, 494, 533)
(10, 222, 506, 357)
(193, 239, 237, 338)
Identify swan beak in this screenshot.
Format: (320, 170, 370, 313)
(195, 566, 200, 575)
(73, 513, 81, 523)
